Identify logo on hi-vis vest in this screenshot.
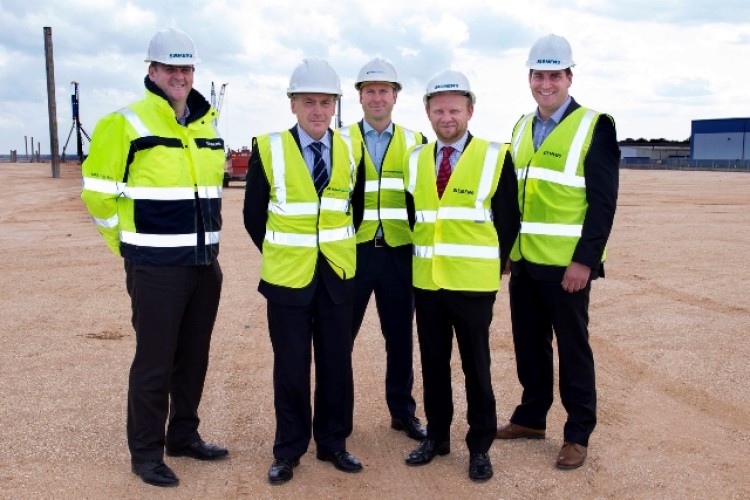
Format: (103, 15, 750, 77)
(452, 187, 474, 195)
(543, 150, 562, 158)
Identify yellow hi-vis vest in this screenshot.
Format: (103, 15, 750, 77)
(405, 139, 506, 291)
(258, 130, 358, 287)
(81, 89, 225, 265)
(509, 107, 607, 267)
(344, 123, 421, 246)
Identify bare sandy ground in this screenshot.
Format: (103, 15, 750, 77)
(0, 162, 748, 499)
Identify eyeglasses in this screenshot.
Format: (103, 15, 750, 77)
(157, 64, 194, 75)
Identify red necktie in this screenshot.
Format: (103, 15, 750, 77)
(436, 146, 454, 198)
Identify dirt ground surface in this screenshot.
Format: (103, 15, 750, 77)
(1, 162, 749, 499)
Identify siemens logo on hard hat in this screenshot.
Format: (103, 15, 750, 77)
(536, 59, 561, 65)
(169, 53, 194, 59)
(434, 83, 459, 90)
(366, 70, 385, 75)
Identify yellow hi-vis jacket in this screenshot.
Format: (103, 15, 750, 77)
(344, 123, 422, 246)
(258, 130, 358, 288)
(81, 88, 225, 266)
(405, 139, 506, 291)
(510, 107, 607, 267)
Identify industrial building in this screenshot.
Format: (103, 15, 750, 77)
(619, 141, 689, 164)
(690, 118, 750, 161)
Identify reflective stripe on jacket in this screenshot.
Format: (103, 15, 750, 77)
(345, 123, 421, 246)
(405, 138, 506, 291)
(258, 130, 357, 287)
(510, 107, 605, 266)
(81, 89, 225, 265)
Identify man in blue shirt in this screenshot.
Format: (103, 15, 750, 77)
(346, 58, 428, 442)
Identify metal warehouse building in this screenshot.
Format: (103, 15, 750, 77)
(691, 118, 750, 160)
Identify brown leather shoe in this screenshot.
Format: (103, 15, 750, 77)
(496, 422, 545, 440)
(556, 442, 587, 469)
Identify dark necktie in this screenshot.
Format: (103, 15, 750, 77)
(436, 146, 454, 198)
(310, 142, 329, 195)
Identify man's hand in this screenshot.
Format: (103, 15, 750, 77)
(561, 261, 590, 293)
(502, 259, 511, 275)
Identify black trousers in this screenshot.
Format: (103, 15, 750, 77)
(508, 271, 596, 446)
(352, 243, 416, 419)
(267, 282, 354, 460)
(414, 289, 497, 454)
(124, 261, 222, 462)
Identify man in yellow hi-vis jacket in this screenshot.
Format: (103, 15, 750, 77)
(243, 58, 364, 485)
(496, 34, 620, 471)
(81, 28, 228, 488)
(346, 58, 428, 442)
(402, 69, 519, 482)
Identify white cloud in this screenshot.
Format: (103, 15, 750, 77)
(1, 0, 750, 155)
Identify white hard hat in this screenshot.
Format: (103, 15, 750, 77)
(355, 57, 402, 91)
(423, 69, 475, 105)
(286, 57, 342, 97)
(526, 34, 575, 70)
(145, 28, 200, 65)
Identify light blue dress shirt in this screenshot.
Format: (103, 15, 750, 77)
(532, 96, 572, 151)
(363, 120, 394, 173)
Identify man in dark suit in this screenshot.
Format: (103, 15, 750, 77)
(345, 58, 427, 441)
(496, 34, 620, 471)
(243, 58, 364, 484)
(402, 69, 519, 482)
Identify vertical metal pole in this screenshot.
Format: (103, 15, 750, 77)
(74, 84, 83, 163)
(30, 136, 34, 162)
(44, 27, 60, 177)
(24, 136, 28, 161)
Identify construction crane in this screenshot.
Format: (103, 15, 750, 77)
(210, 81, 228, 125)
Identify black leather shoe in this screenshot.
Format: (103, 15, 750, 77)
(268, 457, 300, 484)
(469, 452, 493, 482)
(166, 439, 229, 461)
(391, 416, 427, 440)
(131, 460, 179, 487)
(405, 439, 450, 466)
(316, 450, 363, 473)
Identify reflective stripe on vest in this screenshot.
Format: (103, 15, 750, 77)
(92, 213, 119, 229)
(118, 107, 151, 137)
(265, 231, 318, 248)
(520, 221, 582, 237)
(413, 242, 498, 259)
(511, 114, 533, 160)
(121, 230, 221, 248)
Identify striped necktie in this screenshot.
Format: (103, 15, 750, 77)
(310, 141, 329, 195)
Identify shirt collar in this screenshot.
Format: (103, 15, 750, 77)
(437, 131, 469, 154)
(297, 125, 331, 150)
(177, 104, 190, 126)
(362, 120, 394, 137)
(535, 96, 572, 125)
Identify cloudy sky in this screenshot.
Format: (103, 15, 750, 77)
(1, 0, 749, 156)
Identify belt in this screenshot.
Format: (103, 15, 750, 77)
(373, 237, 385, 247)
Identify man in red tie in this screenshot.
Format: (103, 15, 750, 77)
(402, 69, 519, 481)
